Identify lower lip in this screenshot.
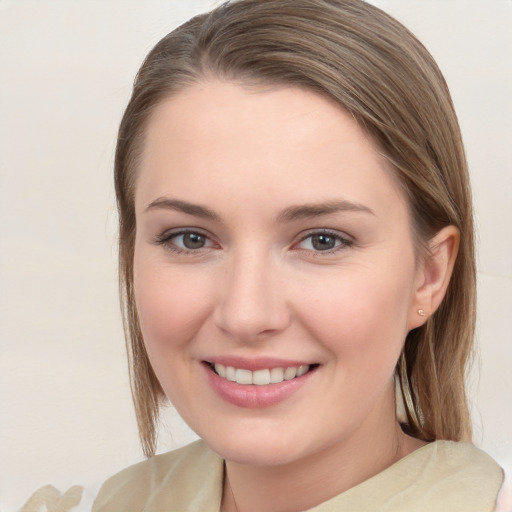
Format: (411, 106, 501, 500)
(203, 363, 315, 408)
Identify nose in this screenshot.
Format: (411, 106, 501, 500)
(213, 250, 291, 342)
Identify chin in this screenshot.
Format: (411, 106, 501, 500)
(200, 428, 310, 467)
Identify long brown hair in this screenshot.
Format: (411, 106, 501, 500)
(115, 0, 475, 457)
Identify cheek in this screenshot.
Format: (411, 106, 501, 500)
(295, 264, 414, 368)
(133, 259, 212, 356)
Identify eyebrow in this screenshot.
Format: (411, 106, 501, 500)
(144, 197, 374, 222)
(277, 200, 375, 222)
(145, 198, 220, 220)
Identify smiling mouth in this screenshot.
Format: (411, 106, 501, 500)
(204, 362, 319, 386)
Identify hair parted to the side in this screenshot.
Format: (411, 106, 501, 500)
(115, 0, 475, 457)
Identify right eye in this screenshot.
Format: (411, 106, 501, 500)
(154, 229, 216, 253)
(173, 232, 209, 249)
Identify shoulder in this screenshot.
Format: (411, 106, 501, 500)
(310, 441, 503, 512)
(389, 441, 504, 512)
(92, 440, 223, 512)
(423, 440, 503, 482)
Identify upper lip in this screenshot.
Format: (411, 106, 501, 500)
(203, 356, 315, 371)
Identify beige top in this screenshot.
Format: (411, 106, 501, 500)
(93, 439, 503, 512)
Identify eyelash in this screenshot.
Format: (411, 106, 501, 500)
(153, 228, 353, 255)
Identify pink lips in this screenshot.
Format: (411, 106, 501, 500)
(202, 357, 316, 408)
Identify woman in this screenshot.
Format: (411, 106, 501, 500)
(93, 0, 504, 510)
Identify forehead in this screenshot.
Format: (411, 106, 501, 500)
(142, 80, 374, 157)
(135, 80, 406, 219)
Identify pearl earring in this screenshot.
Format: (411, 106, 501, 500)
(417, 309, 426, 316)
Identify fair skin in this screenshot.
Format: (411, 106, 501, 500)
(133, 80, 458, 512)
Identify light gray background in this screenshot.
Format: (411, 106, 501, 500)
(1, 1, 511, 510)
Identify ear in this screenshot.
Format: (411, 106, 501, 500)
(407, 225, 460, 330)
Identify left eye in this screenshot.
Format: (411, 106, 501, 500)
(296, 232, 350, 252)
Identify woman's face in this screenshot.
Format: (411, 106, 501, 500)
(133, 81, 424, 466)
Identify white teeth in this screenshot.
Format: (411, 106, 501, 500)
(226, 366, 236, 382)
(296, 365, 308, 377)
(269, 367, 284, 383)
(284, 367, 297, 380)
(235, 368, 253, 385)
(253, 369, 271, 386)
(212, 363, 311, 385)
(214, 363, 226, 378)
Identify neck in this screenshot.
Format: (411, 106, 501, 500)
(221, 397, 425, 512)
